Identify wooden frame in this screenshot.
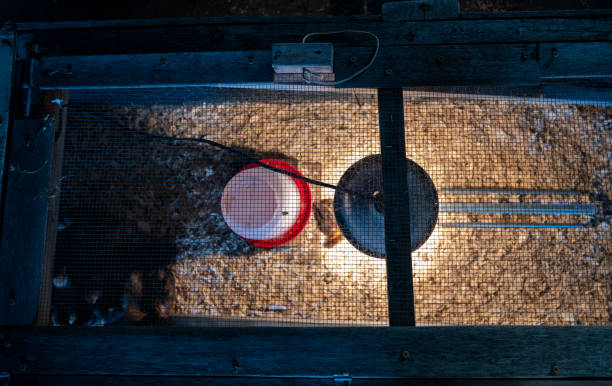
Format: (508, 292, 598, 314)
(378, 88, 415, 326)
(1, 2, 612, 382)
(10, 9, 611, 90)
(2, 326, 612, 378)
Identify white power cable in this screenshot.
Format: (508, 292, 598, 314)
(301, 30, 380, 86)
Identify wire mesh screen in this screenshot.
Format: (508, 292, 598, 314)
(49, 86, 388, 326)
(404, 89, 611, 326)
(46, 85, 611, 327)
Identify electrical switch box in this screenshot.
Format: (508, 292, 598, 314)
(271, 43, 334, 75)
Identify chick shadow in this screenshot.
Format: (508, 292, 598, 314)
(52, 111, 298, 325)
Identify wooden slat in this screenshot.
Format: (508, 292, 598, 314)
(16, 17, 612, 58)
(382, 0, 460, 21)
(9, 375, 612, 385)
(39, 44, 540, 89)
(0, 32, 15, 228)
(1, 327, 611, 377)
(540, 42, 612, 79)
(13, 8, 612, 32)
(19, 23, 385, 57)
(0, 119, 54, 325)
(342, 44, 539, 87)
(391, 18, 612, 46)
(39, 50, 273, 89)
(460, 9, 612, 19)
(36, 91, 68, 326)
(7, 375, 333, 386)
(14, 16, 381, 31)
(378, 88, 414, 326)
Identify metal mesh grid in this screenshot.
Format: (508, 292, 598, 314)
(49, 86, 388, 326)
(46, 85, 611, 326)
(404, 89, 611, 326)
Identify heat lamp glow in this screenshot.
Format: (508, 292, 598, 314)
(322, 226, 442, 279)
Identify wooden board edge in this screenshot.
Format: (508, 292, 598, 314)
(1, 326, 611, 378)
(378, 88, 415, 326)
(35, 91, 69, 326)
(0, 31, 15, 238)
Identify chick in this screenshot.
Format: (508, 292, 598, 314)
(155, 269, 174, 319)
(52, 274, 70, 289)
(85, 289, 102, 305)
(313, 199, 343, 248)
(123, 272, 148, 322)
(51, 309, 78, 326)
(52, 267, 70, 289)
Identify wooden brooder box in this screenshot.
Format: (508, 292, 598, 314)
(1, 1, 611, 384)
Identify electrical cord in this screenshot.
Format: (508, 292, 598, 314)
(301, 30, 379, 86)
(131, 130, 374, 200)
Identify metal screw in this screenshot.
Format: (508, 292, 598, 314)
(232, 358, 239, 374)
(552, 48, 559, 58)
(349, 56, 357, 63)
(247, 56, 255, 64)
(551, 364, 559, 375)
(159, 57, 166, 65)
(401, 350, 410, 359)
(404, 31, 415, 41)
(384, 68, 393, 76)
(419, 2, 432, 12)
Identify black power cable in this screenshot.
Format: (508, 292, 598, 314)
(130, 130, 374, 200)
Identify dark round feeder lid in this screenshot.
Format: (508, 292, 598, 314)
(333, 154, 438, 258)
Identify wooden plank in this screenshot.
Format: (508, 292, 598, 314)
(8, 375, 612, 386)
(14, 16, 381, 31)
(18, 23, 385, 57)
(382, 0, 460, 21)
(338, 44, 539, 87)
(39, 51, 273, 89)
(35, 91, 68, 326)
(1, 327, 611, 377)
(39, 44, 540, 89)
(391, 18, 612, 46)
(7, 375, 333, 386)
(0, 32, 15, 230)
(16, 17, 612, 58)
(540, 42, 612, 79)
(460, 9, 612, 19)
(12, 8, 612, 32)
(378, 89, 414, 326)
(0, 119, 54, 325)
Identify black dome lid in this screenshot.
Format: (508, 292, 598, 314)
(333, 154, 438, 258)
